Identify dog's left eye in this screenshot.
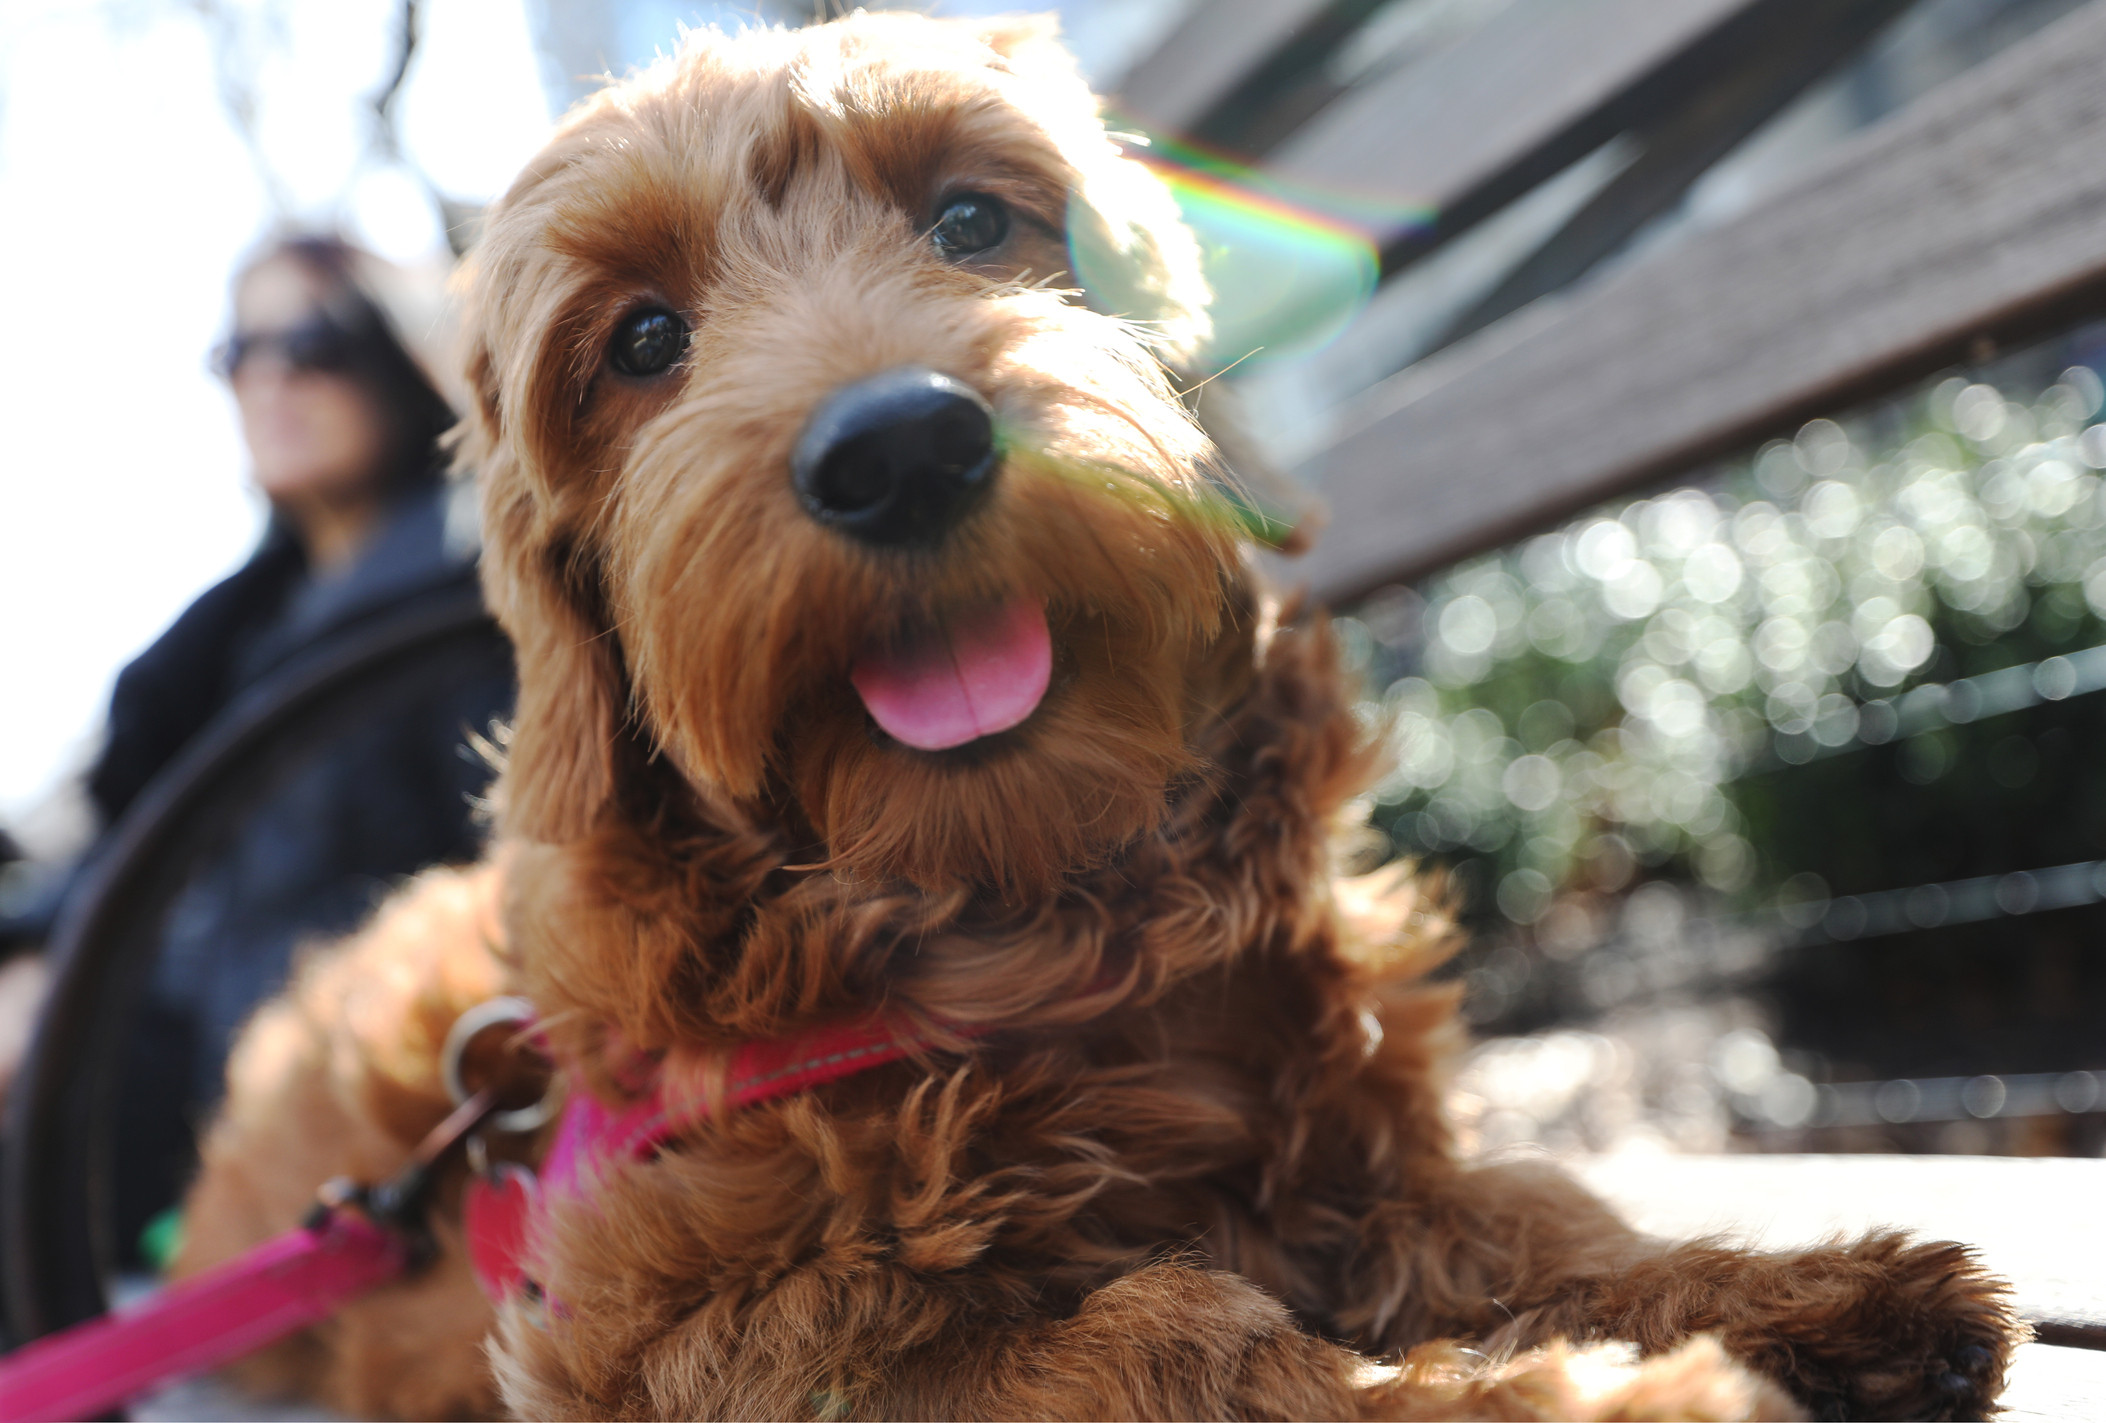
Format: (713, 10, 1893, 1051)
(929, 194, 1009, 259)
(609, 307, 690, 377)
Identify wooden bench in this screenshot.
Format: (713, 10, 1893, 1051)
(1118, 1, 2106, 1413)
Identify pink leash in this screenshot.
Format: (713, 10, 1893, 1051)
(0, 1212, 405, 1423)
(0, 1085, 502, 1423)
(0, 1007, 970, 1420)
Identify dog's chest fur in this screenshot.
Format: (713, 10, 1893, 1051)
(495, 615, 1457, 1378)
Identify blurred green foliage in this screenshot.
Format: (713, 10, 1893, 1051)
(1343, 362, 2106, 926)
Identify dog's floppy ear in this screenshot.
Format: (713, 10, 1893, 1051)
(464, 331, 625, 845)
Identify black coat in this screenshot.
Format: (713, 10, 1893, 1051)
(75, 484, 514, 1260)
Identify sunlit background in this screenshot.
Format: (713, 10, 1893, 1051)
(0, 0, 547, 843)
(2, 0, 2067, 841)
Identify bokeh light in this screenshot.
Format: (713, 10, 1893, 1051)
(1346, 360, 2106, 928)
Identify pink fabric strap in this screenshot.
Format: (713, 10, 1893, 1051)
(0, 1211, 405, 1423)
(467, 1009, 973, 1299)
(547, 1011, 962, 1193)
(0, 1006, 977, 1411)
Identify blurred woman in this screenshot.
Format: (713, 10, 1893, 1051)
(7, 235, 513, 1263)
(88, 236, 473, 822)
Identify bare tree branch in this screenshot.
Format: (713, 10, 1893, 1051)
(365, 0, 419, 164)
(182, 0, 294, 218)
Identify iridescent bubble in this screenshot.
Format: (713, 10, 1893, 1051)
(1077, 138, 1404, 374)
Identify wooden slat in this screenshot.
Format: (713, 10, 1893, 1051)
(1267, 0, 1763, 254)
(1111, 0, 1335, 137)
(1295, 0, 2106, 602)
(1576, 1154, 2106, 1348)
(1422, 0, 1912, 353)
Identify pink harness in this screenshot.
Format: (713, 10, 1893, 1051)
(464, 1008, 975, 1300)
(0, 1006, 962, 1423)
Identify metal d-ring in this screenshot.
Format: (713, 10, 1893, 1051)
(442, 996, 557, 1135)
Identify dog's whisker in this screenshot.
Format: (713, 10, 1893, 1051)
(1173, 346, 1262, 398)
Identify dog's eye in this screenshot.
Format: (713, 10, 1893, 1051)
(609, 307, 689, 377)
(930, 194, 1009, 259)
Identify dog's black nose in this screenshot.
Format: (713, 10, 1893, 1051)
(791, 367, 998, 545)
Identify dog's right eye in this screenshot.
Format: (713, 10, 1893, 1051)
(930, 194, 1009, 259)
(609, 308, 690, 377)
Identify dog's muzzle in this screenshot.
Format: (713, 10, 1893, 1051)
(791, 366, 998, 546)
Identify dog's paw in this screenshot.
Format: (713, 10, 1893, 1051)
(1737, 1233, 2023, 1421)
(1360, 1337, 1800, 1422)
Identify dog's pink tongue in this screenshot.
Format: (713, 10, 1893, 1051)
(851, 599, 1051, 751)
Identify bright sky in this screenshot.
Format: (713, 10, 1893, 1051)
(0, 0, 552, 835)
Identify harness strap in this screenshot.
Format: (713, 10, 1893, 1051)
(555, 1011, 967, 1189)
(467, 1010, 974, 1299)
(0, 1009, 975, 1416)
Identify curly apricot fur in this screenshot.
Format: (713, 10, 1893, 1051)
(176, 14, 2022, 1421)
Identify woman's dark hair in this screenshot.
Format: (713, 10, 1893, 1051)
(236, 234, 457, 494)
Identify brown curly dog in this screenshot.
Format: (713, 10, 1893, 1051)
(173, 12, 2022, 1420)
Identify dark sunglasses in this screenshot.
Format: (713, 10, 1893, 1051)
(210, 318, 363, 380)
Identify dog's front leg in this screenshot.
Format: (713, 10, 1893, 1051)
(1000, 1261, 1796, 1422)
(1346, 1159, 2022, 1420)
(487, 1245, 1368, 1420)
(492, 1241, 1785, 1421)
